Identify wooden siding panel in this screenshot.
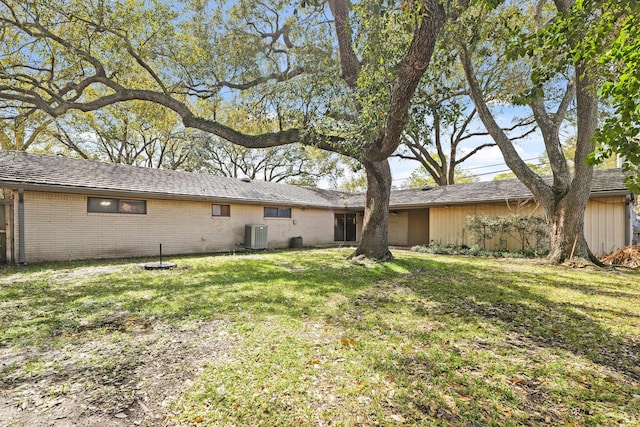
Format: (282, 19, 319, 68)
(407, 209, 429, 246)
(388, 211, 409, 246)
(585, 197, 626, 256)
(428, 198, 626, 255)
(430, 203, 543, 251)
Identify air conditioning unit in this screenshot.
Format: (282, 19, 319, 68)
(245, 224, 268, 249)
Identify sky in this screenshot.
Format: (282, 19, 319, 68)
(387, 105, 550, 187)
(389, 137, 544, 185)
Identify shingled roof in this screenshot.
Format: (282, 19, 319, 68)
(0, 150, 342, 208)
(0, 151, 631, 209)
(387, 168, 631, 208)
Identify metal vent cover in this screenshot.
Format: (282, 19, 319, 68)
(245, 224, 268, 249)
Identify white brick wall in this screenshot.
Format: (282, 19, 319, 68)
(17, 191, 335, 262)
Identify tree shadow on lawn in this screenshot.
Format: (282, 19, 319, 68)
(3, 253, 639, 385)
(0, 254, 402, 347)
(387, 259, 640, 383)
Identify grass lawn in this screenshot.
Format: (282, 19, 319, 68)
(1, 248, 639, 426)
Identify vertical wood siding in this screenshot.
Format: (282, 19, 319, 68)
(584, 196, 627, 256)
(388, 211, 409, 246)
(427, 197, 626, 254)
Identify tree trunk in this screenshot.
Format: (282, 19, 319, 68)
(545, 192, 593, 264)
(459, 14, 600, 266)
(352, 158, 393, 261)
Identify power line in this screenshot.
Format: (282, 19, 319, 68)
(392, 161, 546, 185)
(462, 156, 540, 171)
(392, 156, 543, 182)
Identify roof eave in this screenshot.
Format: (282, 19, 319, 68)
(0, 181, 338, 210)
(590, 190, 632, 198)
(389, 197, 533, 209)
(388, 190, 631, 210)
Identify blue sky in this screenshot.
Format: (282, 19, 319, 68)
(388, 105, 550, 186)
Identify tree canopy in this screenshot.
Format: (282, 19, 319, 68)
(0, 0, 472, 260)
(1, 0, 636, 263)
(577, 0, 640, 191)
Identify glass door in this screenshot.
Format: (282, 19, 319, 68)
(334, 213, 357, 242)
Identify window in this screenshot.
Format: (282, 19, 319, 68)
(264, 207, 291, 218)
(212, 204, 230, 217)
(88, 197, 147, 214)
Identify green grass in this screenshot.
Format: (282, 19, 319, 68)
(1, 249, 639, 426)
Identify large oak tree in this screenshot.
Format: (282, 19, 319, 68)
(396, 29, 535, 186)
(455, 0, 604, 264)
(0, 0, 469, 260)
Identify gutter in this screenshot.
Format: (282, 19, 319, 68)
(0, 181, 631, 213)
(0, 181, 340, 210)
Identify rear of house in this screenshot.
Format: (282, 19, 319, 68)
(0, 151, 635, 263)
(2, 190, 337, 262)
(0, 151, 340, 263)
(381, 173, 635, 256)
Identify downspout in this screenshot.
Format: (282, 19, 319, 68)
(624, 196, 633, 246)
(18, 188, 25, 264)
(9, 194, 14, 264)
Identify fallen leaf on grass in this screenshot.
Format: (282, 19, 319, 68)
(497, 405, 512, 418)
(194, 416, 204, 423)
(390, 413, 406, 423)
(341, 337, 357, 347)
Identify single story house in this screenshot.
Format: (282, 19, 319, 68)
(0, 151, 635, 263)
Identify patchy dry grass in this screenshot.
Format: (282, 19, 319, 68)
(1, 249, 639, 426)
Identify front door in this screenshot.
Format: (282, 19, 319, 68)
(334, 213, 357, 242)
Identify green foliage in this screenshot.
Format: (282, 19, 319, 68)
(578, 0, 640, 191)
(339, 158, 368, 192)
(507, 0, 639, 191)
(52, 101, 201, 169)
(194, 134, 342, 186)
(404, 165, 478, 188)
(411, 242, 549, 258)
(465, 213, 549, 253)
(465, 214, 510, 250)
(453, 1, 532, 104)
(348, 0, 416, 144)
(504, 1, 576, 106)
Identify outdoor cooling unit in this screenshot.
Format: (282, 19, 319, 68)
(245, 224, 268, 249)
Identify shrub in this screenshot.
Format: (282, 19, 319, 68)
(411, 243, 548, 258)
(465, 214, 549, 255)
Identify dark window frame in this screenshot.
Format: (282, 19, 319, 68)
(87, 197, 147, 214)
(264, 207, 292, 218)
(212, 204, 231, 217)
